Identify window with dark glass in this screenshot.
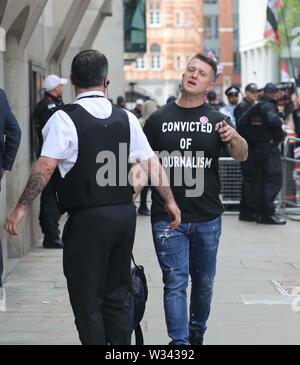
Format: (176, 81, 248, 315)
(124, 0, 147, 53)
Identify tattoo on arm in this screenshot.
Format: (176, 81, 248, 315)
(239, 139, 248, 161)
(149, 157, 174, 203)
(17, 172, 50, 207)
(227, 136, 248, 161)
(140, 156, 174, 203)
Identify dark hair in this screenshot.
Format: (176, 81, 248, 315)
(166, 96, 176, 104)
(117, 96, 125, 104)
(207, 90, 217, 101)
(71, 50, 108, 88)
(189, 53, 218, 78)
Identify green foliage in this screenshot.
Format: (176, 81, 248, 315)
(270, 0, 300, 52)
(279, 0, 300, 45)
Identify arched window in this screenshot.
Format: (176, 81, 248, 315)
(150, 44, 161, 70)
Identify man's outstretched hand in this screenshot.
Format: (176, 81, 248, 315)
(5, 205, 27, 236)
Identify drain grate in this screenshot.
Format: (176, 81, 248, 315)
(271, 280, 300, 296)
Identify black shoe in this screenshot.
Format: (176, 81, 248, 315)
(43, 238, 63, 249)
(189, 330, 204, 346)
(138, 207, 151, 216)
(257, 215, 286, 225)
(239, 214, 257, 222)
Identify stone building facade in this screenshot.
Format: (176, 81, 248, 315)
(0, 0, 125, 279)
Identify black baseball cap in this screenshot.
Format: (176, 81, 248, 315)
(207, 90, 217, 101)
(245, 83, 258, 93)
(264, 83, 277, 94)
(225, 86, 240, 96)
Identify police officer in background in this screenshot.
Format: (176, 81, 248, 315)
(235, 83, 259, 221)
(220, 86, 241, 128)
(234, 83, 259, 123)
(238, 83, 286, 225)
(207, 90, 220, 110)
(33, 75, 68, 249)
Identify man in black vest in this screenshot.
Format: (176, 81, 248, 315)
(33, 75, 68, 249)
(234, 83, 259, 222)
(238, 83, 286, 225)
(4, 50, 181, 345)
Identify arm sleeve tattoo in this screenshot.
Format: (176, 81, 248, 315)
(17, 172, 50, 207)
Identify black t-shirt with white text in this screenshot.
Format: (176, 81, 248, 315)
(144, 101, 230, 223)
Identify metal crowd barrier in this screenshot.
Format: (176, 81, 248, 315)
(219, 157, 242, 208)
(279, 136, 300, 221)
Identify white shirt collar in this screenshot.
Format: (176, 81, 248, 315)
(75, 91, 105, 100)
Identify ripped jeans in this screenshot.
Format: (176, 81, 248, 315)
(152, 217, 222, 345)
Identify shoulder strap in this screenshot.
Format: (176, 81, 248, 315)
(135, 323, 144, 345)
(132, 255, 138, 269)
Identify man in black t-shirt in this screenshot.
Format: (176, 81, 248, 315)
(143, 53, 248, 345)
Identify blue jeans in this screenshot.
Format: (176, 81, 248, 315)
(152, 217, 222, 345)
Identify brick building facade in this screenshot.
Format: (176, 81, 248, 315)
(125, 0, 241, 106)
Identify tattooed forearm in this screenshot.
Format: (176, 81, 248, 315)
(150, 157, 174, 203)
(227, 135, 248, 162)
(140, 156, 175, 203)
(239, 139, 248, 161)
(131, 163, 148, 198)
(17, 172, 50, 207)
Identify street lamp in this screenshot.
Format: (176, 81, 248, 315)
(129, 82, 137, 103)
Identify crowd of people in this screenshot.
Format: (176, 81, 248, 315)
(208, 81, 300, 224)
(0, 49, 299, 346)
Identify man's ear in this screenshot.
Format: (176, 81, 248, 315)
(207, 82, 215, 93)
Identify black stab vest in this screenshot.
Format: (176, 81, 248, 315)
(56, 103, 133, 213)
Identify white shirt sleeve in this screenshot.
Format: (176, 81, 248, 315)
(126, 110, 155, 163)
(41, 110, 78, 161)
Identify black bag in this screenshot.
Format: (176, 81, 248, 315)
(130, 255, 148, 345)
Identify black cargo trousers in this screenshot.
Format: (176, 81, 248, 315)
(253, 143, 282, 218)
(62, 203, 137, 345)
(39, 175, 62, 242)
(239, 147, 258, 217)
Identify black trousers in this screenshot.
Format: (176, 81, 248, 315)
(239, 151, 258, 217)
(254, 146, 282, 218)
(63, 203, 137, 345)
(139, 186, 149, 210)
(39, 177, 62, 241)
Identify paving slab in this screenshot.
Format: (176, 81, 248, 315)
(0, 215, 299, 345)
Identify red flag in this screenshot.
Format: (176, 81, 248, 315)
(264, 0, 283, 44)
(281, 61, 290, 82)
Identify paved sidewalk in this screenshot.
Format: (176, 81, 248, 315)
(0, 215, 300, 345)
